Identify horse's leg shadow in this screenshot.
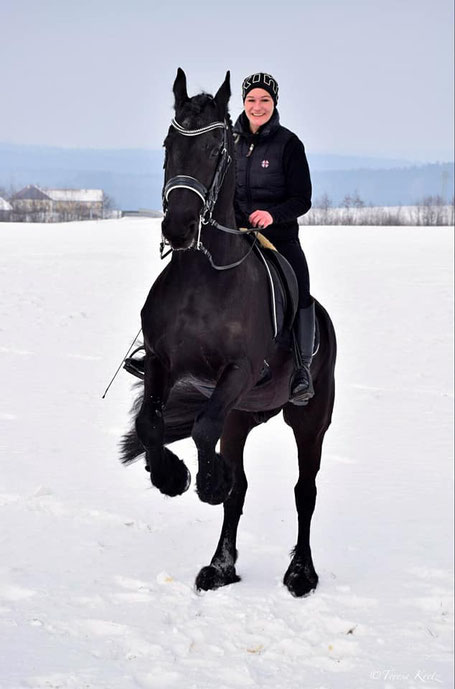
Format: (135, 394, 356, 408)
(196, 410, 254, 591)
(136, 355, 190, 497)
(282, 375, 335, 597)
(192, 361, 252, 505)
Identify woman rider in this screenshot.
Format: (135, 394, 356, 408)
(234, 72, 315, 405)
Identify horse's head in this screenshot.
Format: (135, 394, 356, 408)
(161, 68, 232, 250)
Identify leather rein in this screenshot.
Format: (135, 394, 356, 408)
(161, 117, 257, 271)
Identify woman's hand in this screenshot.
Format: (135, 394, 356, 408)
(249, 210, 273, 229)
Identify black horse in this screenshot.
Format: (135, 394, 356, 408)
(121, 69, 336, 597)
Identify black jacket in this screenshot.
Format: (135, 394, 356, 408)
(233, 110, 312, 243)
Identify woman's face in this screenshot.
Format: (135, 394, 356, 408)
(244, 88, 275, 133)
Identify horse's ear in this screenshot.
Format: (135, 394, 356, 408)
(173, 68, 189, 109)
(214, 71, 231, 113)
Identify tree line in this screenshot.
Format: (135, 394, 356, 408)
(300, 193, 454, 226)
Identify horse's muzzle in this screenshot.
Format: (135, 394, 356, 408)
(161, 216, 199, 250)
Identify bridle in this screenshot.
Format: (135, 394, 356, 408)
(161, 117, 257, 271)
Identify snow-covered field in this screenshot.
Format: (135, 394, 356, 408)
(0, 219, 453, 689)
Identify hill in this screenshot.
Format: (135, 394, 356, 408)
(0, 142, 453, 210)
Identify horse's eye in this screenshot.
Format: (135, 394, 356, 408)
(210, 147, 221, 158)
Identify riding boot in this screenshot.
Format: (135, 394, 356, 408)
(123, 346, 146, 380)
(290, 301, 315, 406)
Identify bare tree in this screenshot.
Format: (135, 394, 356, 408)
(342, 194, 354, 224)
(352, 191, 365, 209)
(314, 193, 332, 211)
(102, 192, 116, 218)
(309, 193, 332, 225)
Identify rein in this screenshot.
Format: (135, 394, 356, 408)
(161, 117, 257, 271)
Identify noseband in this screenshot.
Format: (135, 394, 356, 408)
(161, 117, 257, 271)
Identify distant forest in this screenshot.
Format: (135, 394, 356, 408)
(0, 142, 453, 212)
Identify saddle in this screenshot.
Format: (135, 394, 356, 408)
(251, 239, 319, 390)
(253, 241, 299, 341)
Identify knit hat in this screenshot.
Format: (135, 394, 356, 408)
(242, 73, 279, 104)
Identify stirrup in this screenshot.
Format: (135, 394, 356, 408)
(123, 345, 145, 380)
(289, 366, 314, 406)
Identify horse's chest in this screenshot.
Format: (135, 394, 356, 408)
(156, 285, 237, 330)
(167, 306, 242, 345)
(145, 266, 262, 373)
(153, 292, 245, 367)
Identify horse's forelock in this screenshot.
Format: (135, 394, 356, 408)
(177, 93, 227, 126)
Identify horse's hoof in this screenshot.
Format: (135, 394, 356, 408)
(196, 453, 233, 505)
(283, 557, 318, 597)
(195, 565, 240, 591)
(149, 447, 191, 497)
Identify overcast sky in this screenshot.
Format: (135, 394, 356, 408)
(0, 0, 453, 161)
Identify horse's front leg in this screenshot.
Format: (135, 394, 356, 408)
(192, 361, 253, 505)
(136, 354, 190, 497)
(196, 411, 254, 590)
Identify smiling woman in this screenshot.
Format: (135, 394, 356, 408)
(233, 72, 315, 403)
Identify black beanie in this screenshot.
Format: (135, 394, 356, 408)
(242, 73, 279, 104)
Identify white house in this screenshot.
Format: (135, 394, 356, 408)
(10, 185, 104, 222)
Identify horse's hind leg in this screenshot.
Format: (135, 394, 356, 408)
(136, 354, 190, 497)
(283, 378, 335, 597)
(192, 361, 253, 505)
(196, 411, 254, 591)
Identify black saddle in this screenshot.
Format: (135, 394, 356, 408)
(254, 244, 299, 341)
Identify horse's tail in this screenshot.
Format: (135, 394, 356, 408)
(119, 381, 208, 465)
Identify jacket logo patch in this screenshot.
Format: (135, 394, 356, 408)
(261, 160, 270, 168)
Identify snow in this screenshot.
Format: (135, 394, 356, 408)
(0, 219, 453, 689)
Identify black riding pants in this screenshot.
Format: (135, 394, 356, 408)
(273, 238, 312, 308)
